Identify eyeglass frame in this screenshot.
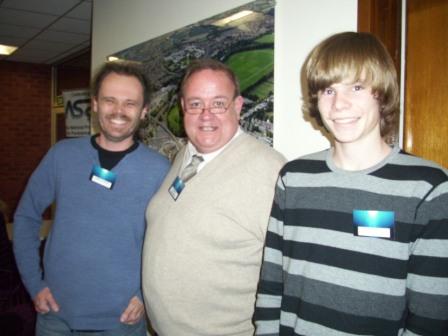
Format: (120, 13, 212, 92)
(183, 97, 236, 115)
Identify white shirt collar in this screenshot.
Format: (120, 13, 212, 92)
(183, 127, 243, 172)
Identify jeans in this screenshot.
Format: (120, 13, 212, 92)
(36, 312, 147, 336)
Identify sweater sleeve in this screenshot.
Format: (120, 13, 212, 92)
(254, 176, 286, 335)
(13, 147, 57, 299)
(404, 180, 448, 335)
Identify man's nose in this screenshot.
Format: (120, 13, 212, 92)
(198, 107, 214, 118)
(333, 91, 351, 110)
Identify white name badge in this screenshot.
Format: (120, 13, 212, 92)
(353, 209, 395, 239)
(90, 165, 117, 190)
(168, 176, 185, 201)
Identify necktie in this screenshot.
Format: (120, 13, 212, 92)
(180, 154, 203, 182)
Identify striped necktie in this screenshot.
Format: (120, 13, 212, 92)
(180, 154, 203, 182)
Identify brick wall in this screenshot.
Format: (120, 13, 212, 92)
(0, 61, 52, 221)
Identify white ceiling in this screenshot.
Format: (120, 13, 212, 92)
(0, 0, 92, 65)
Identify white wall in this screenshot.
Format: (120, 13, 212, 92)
(274, 1, 357, 159)
(92, 0, 357, 160)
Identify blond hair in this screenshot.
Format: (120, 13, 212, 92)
(305, 32, 399, 139)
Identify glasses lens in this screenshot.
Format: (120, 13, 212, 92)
(210, 107, 226, 114)
(186, 108, 202, 114)
(185, 100, 232, 114)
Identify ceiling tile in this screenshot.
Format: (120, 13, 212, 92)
(67, 1, 92, 21)
(0, 36, 28, 46)
(37, 30, 89, 44)
(0, 8, 56, 29)
(48, 43, 90, 63)
(0, 0, 92, 65)
(6, 47, 60, 63)
(27, 39, 77, 52)
(0, 24, 41, 39)
(1, 0, 83, 16)
(50, 17, 91, 35)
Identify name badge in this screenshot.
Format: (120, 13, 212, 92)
(353, 210, 395, 239)
(168, 176, 185, 201)
(90, 165, 117, 189)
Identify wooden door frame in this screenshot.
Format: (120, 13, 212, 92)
(358, 0, 402, 80)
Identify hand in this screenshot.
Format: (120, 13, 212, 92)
(120, 296, 144, 325)
(34, 287, 60, 314)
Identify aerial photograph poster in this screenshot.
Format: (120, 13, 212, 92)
(109, 0, 275, 160)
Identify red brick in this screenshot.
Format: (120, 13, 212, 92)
(0, 61, 51, 219)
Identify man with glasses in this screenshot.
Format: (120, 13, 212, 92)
(142, 58, 285, 335)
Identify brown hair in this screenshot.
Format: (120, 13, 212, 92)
(91, 61, 151, 107)
(179, 58, 240, 98)
(304, 32, 399, 139)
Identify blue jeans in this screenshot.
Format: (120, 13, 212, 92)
(36, 312, 147, 336)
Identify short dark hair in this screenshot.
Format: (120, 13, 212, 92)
(304, 32, 400, 140)
(91, 61, 151, 107)
(179, 58, 240, 98)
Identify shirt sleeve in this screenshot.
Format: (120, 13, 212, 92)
(254, 176, 286, 335)
(13, 147, 57, 299)
(405, 180, 448, 335)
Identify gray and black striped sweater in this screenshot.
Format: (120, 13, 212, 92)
(254, 146, 448, 336)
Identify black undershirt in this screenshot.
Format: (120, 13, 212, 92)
(90, 135, 138, 170)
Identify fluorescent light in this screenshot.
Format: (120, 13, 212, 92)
(213, 10, 254, 26)
(0, 44, 18, 55)
(107, 56, 120, 62)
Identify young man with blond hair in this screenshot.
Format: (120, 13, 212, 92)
(254, 32, 448, 335)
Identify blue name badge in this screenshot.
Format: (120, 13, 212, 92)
(168, 176, 185, 201)
(353, 210, 395, 239)
(90, 165, 117, 189)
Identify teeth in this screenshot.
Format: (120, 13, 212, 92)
(110, 119, 126, 125)
(108, 116, 128, 125)
(333, 118, 357, 124)
(200, 126, 216, 131)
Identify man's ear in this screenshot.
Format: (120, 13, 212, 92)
(180, 98, 186, 112)
(141, 105, 148, 119)
(92, 97, 98, 113)
(233, 95, 244, 119)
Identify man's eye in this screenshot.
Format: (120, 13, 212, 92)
(212, 100, 226, 108)
(323, 88, 334, 95)
(188, 101, 202, 109)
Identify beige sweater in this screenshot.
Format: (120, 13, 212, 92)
(142, 133, 285, 336)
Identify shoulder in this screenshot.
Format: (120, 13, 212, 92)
(54, 136, 89, 148)
(280, 149, 330, 177)
(238, 133, 286, 164)
(134, 143, 170, 168)
(224, 134, 286, 182)
(387, 150, 448, 186)
(48, 136, 92, 157)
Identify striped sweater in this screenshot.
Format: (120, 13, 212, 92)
(254, 146, 448, 335)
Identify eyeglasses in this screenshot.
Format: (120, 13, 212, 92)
(184, 99, 233, 115)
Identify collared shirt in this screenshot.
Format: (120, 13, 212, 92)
(182, 127, 243, 173)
